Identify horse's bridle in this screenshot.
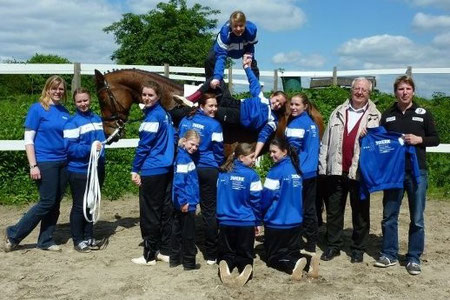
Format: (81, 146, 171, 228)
(97, 79, 129, 143)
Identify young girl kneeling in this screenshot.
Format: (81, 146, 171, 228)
(262, 137, 319, 280)
(170, 130, 201, 270)
(216, 143, 262, 287)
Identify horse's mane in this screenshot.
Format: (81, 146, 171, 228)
(105, 68, 184, 92)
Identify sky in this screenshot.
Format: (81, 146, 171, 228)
(1, 0, 450, 97)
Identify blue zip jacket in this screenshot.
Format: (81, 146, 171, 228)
(24, 102, 70, 162)
(359, 126, 421, 199)
(178, 110, 224, 168)
(63, 109, 106, 174)
(285, 112, 320, 179)
(240, 67, 277, 144)
(262, 157, 303, 229)
(172, 147, 199, 212)
(132, 102, 175, 176)
(213, 20, 258, 81)
(217, 160, 262, 226)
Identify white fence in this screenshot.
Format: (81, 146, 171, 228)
(0, 63, 448, 153)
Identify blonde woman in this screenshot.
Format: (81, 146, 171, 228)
(5, 75, 70, 252)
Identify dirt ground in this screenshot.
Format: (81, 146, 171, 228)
(1, 192, 450, 300)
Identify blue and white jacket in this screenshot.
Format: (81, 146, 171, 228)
(217, 160, 262, 226)
(178, 110, 224, 168)
(172, 147, 199, 212)
(285, 112, 320, 179)
(240, 67, 277, 144)
(25, 102, 70, 162)
(213, 20, 258, 81)
(359, 126, 421, 199)
(63, 109, 106, 174)
(132, 102, 175, 176)
(261, 157, 303, 229)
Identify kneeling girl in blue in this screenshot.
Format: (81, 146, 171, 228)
(170, 129, 201, 270)
(217, 143, 262, 287)
(262, 137, 319, 280)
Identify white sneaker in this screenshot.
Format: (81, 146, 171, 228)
(156, 252, 170, 263)
(173, 95, 194, 107)
(131, 256, 156, 266)
(206, 259, 217, 265)
(219, 260, 234, 287)
(42, 244, 62, 252)
(291, 257, 307, 281)
(300, 249, 316, 256)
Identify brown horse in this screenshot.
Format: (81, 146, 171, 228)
(94, 68, 291, 154)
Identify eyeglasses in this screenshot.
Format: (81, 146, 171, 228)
(352, 87, 370, 94)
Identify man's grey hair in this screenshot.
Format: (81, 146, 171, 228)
(351, 77, 373, 91)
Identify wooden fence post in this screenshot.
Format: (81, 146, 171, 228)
(332, 66, 337, 86)
(71, 62, 81, 95)
(273, 69, 278, 92)
(228, 66, 233, 94)
(164, 63, 170, 78)
(406, 66, 412, 77)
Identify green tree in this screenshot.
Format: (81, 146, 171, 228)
(104, 0, 219, 66)
(26, 53, 72, 94)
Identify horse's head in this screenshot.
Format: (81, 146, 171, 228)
(95, 69, 136, 144)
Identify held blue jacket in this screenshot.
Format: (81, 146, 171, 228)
(178, 110, 224, 168)
(261, 157, 303, 229)
(172, 147, 199, 212)
(217, 159, 262, 226)
(285, 112, 320, 179)
(359, 126, 421, 199)
(63, 109, 106, 174)
(25, 102, 70, 162)
(240, 67, 277, 144)
(213, 20, 258, 81)
(132, 102, 175, 176)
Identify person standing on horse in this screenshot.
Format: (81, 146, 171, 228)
(131, 81, 176, 266)
(5, 75, 70, 252)
(176, 10, 258, 106)
(178, 93, 224, 265)
(63, 87, 107, 253)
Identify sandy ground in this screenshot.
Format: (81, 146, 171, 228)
(1, 192, 450, 300)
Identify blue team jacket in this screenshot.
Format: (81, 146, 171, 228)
(213, 20, 258, 81)
(172, 147, 199, 212)
(359, 126, 421, 199)
(25, 102, 70, 162)
(217, 160, 262, 226)
(285, 112, 320, 179)
(63, 109, 106, 173)
(178, 110, 224, 168)
(240, 67, 277, 144)
(132, 103, 175, 176)
(262, 157, 303, 229)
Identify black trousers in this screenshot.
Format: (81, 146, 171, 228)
(197, 167, 219, 261)
(324, 175, 370, 252)
(301, 177, 318, 252)
(316, 175, 328, 226)
(140, 173, 173, 261)
(265, 226, 305, 274)
(170, 210, 197, 269)
(218, 225, 255, 273)
(69, 168, 105, 245)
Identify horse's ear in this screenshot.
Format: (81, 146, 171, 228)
(94, 69, 106, 91)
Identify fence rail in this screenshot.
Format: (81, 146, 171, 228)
(0, 139, 448, 153)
